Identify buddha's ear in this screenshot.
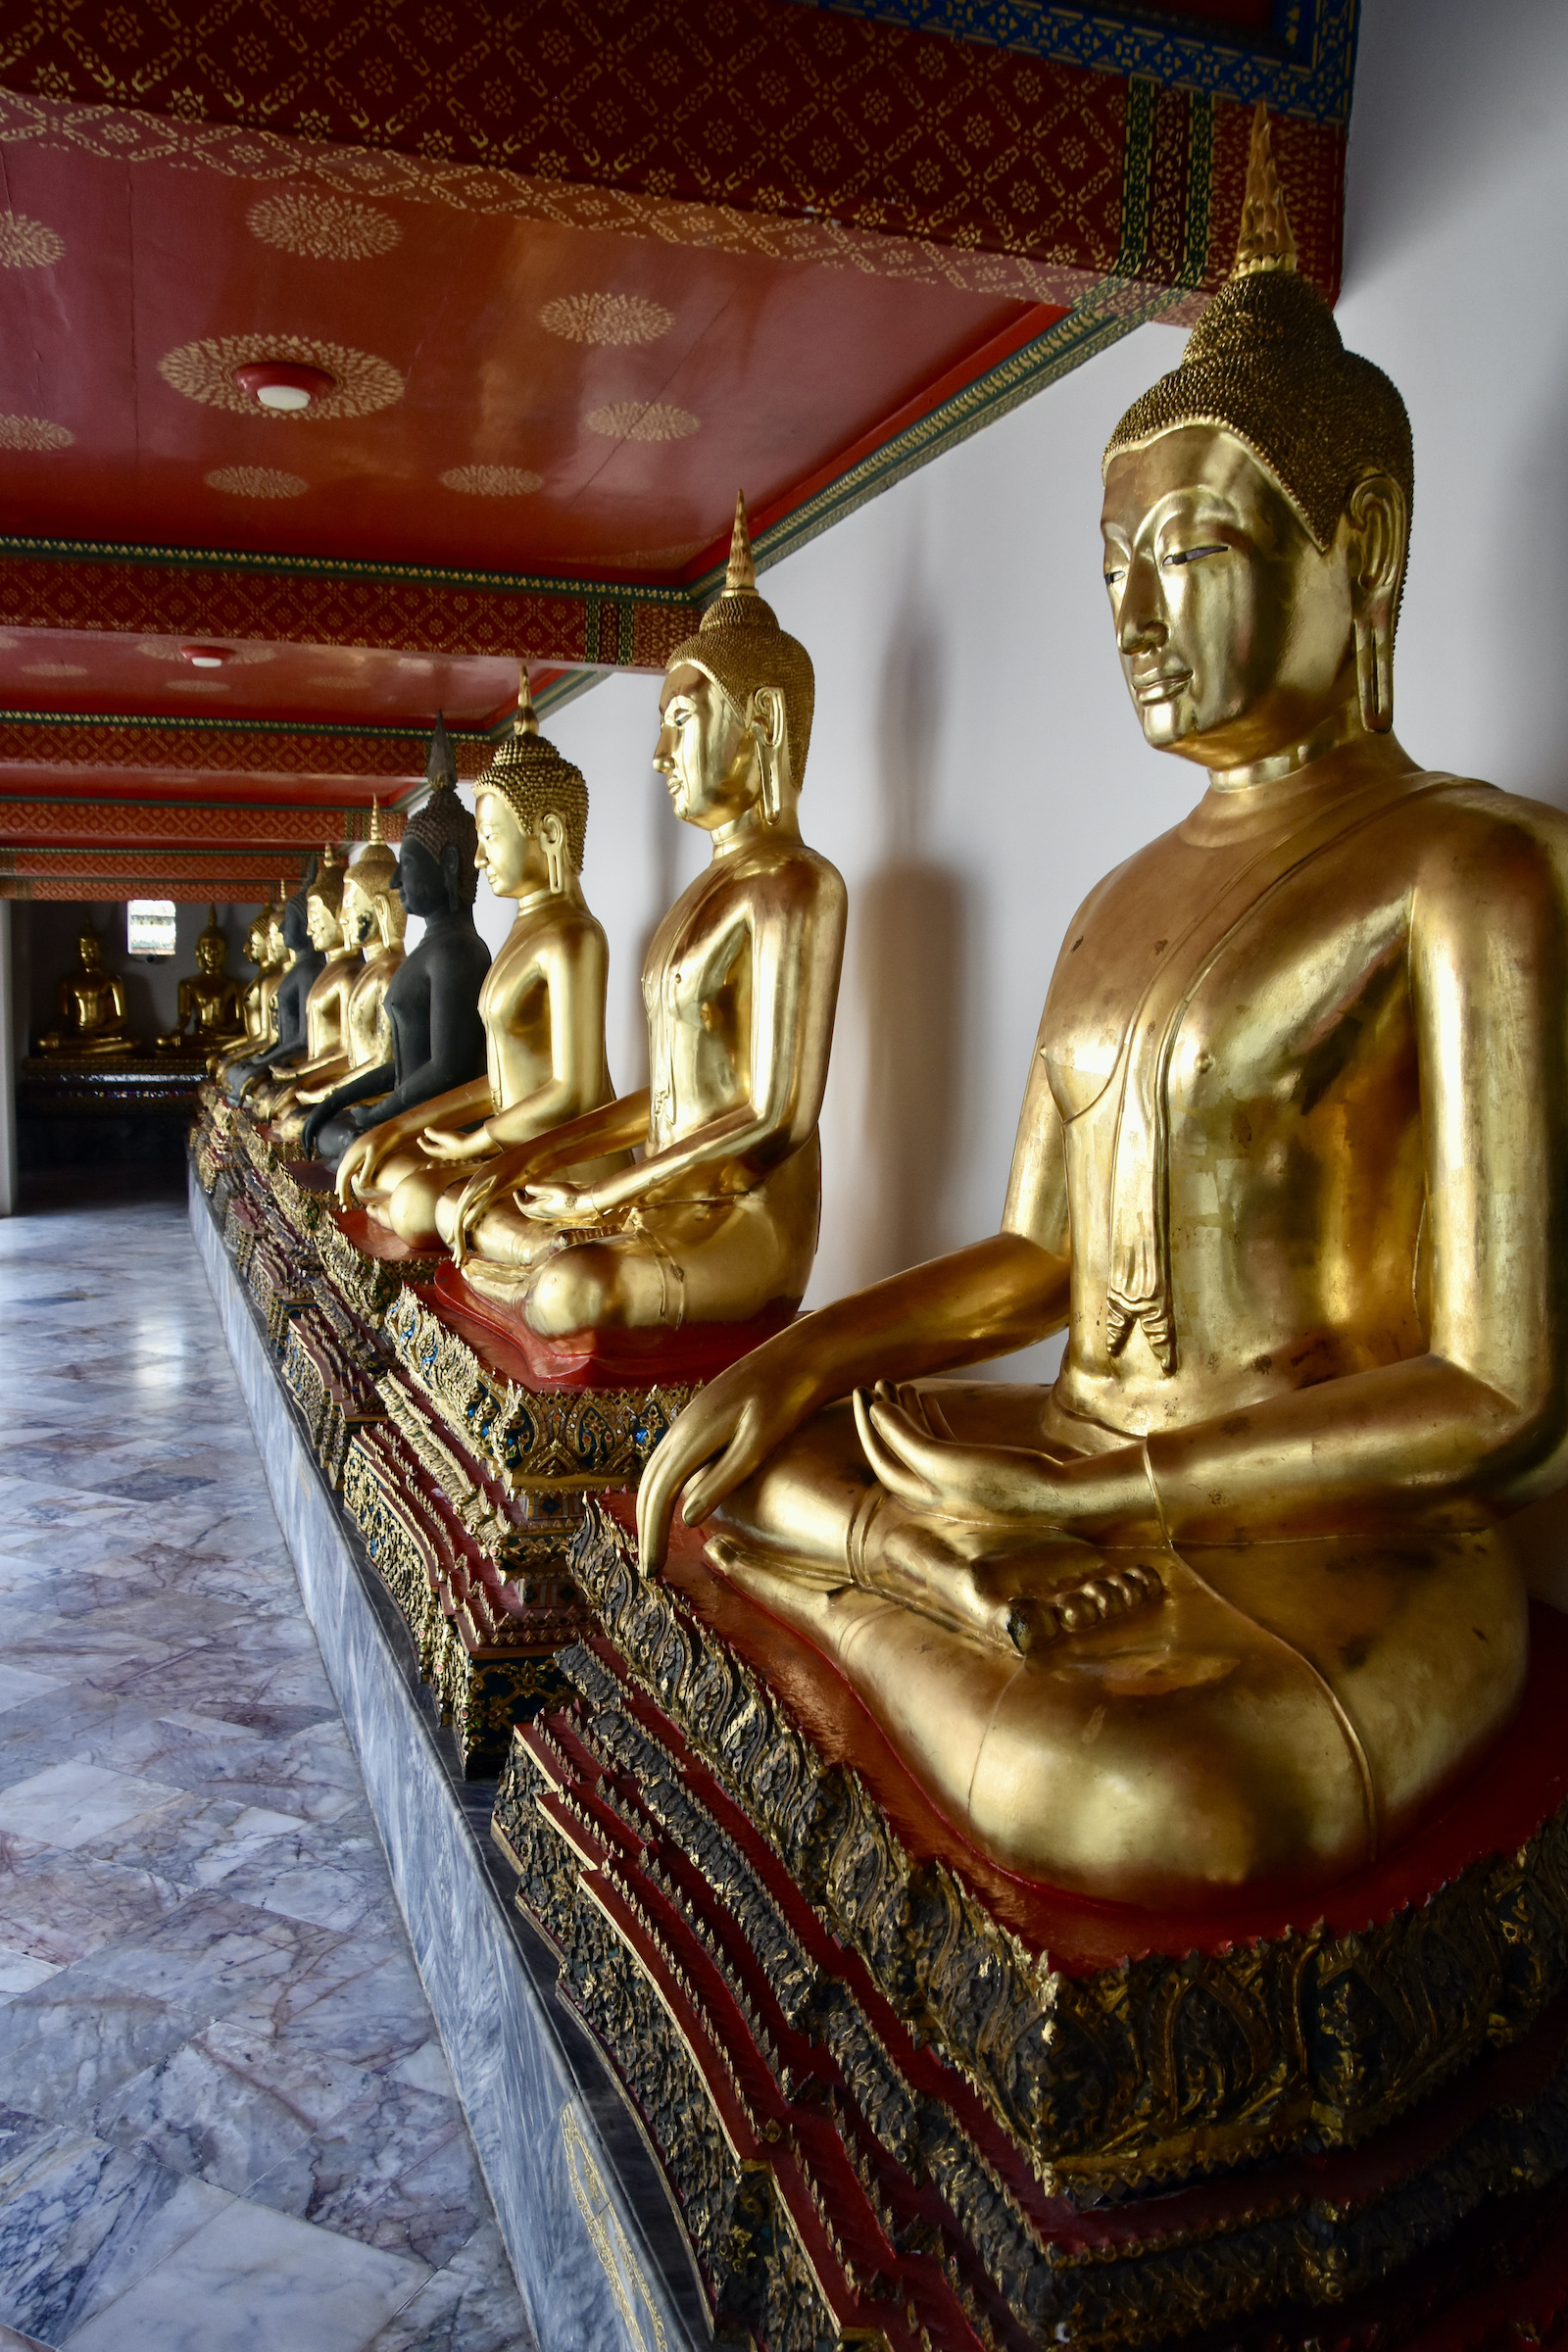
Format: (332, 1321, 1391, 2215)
(539, 810, 566, 897)
(440, 839, 466, 906)
(1347, 471, 1406, 736)
(750, 685, 793, 824)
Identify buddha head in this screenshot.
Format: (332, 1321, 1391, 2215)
(242, 907, 270, 968)
(305, 846, 347, 951)
(345, 804, 403, 947)
(266, 893, 289, 966)
(1101, 106, 1412, 772)
(657, 493, 815, 833)
(397, 714, 479, 918)
(78, 929, 105, 971)
(474, 669, 589, 900)
(196, 907, 228, 977)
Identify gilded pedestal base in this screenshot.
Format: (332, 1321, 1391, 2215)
(493, 1500, 1568, 2350)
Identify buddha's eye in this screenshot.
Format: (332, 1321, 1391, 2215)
(1160, 543, 1227, 568)
(1103, 564, 1126, 587)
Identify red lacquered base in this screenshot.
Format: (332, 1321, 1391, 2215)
(494, 1498, 1568, 2351)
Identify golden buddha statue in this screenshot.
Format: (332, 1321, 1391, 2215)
(211, 893, 286, 1084)
(157, 906, 247, 1054)
(244, 847, 358, 1119)
(337, 674, 619, 1243)
(637, 113, 1568, 1911)
(446, 496, 847, 1351)
(36, 928, 136, 1055)
(270, 813, 406, 1147)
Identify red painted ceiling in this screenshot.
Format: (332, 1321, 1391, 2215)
(0, 136, 1039, 582)
(0, 631, 523, 732)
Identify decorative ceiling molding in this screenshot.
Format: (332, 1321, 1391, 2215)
(0, 848, 313, 881)
(0, 799, 406, 848)
(0, 0, 1348, 276)
(0, 710, 493, 782)
(0, 877, 284, 901)
(0, 543, 699, 668)
(779, 0, 1357, 122)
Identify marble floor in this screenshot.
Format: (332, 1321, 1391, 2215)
(0, 1165, 536, 2352)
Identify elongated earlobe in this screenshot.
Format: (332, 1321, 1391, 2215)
(1348, 473, 1404, 737)
(541, 813, 565, 896)
(1354, 612, 1394, 733)
(751, 686, 790, 825)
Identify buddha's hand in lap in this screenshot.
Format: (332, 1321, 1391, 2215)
(518, 1178, 603, 1225)
(335, 1131, 377, 1205)
(451, 1144, 556, 1262)
(855, 1383, 1155, 1544)
(418, 1125, 493, 1162)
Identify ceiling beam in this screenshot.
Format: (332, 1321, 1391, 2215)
(0, 800, 405, 849)
(0, 543, 699, 669)
(0, 850, 313, 883)
(1, 878, 284, 902)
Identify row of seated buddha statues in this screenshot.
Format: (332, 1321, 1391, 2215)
(319, 509, 847, 1375)
(37, 907, 252, 1059)
(225, 101, 1568, 1927)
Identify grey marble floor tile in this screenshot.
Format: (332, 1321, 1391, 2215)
(363, 2222, 536, 2352)
(0, 2122, 233, 2346)
(60, 2192, 429, 2352)
(0, 1192, 528, 2349)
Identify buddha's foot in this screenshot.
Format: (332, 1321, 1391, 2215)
(708, 1514, 1165, 1657)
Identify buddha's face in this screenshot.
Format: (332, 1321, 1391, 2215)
(243, 922, 264, 963)
(341, 876, 374, 946)
(79, 932, 103, 969)
(266, 914, 287, 963)
(1101, 426, 1356, 771)
(475, 789, 536, 898)
(197, 932, 224, 975)
(656, 664, 760, 832)
(306, 890, 341, 950)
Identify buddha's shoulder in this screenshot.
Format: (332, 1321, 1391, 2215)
(1401, 777, 1568, 893)
(722, 837, 847, 906)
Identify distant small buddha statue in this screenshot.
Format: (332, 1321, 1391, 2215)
(446, 494, 847, 1353)
(246, 848, 359, 1121)
(224, 867, 325, 1102)
(304, 719, 491, 1172)
(157, 906, 247, 1054)
(638, 112, 1568, 1909)
(336, 673, 620, 1239)
(212, 894, 287, 1083)
(36, 928, 136, 1055)
(270, 812, 406, 1147)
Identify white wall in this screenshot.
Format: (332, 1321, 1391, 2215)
(467, 0, 1568, 1371)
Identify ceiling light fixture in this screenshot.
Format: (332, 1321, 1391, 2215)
(178, 644, 231, 668)
(231, 361, 337, 413)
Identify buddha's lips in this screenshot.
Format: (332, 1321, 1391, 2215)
(1134, 666, 1193, 706)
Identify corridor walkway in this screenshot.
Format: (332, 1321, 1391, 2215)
(0, 1169, 533, 2352)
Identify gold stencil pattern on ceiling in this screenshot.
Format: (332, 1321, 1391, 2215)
(0, 414, 73, 451)
(585, 402, 699, 443)
(438, 465, 543, 497)
(158, 333, 405, 419)
(245, 190, 402, 259)
(204, 466, 310, 499)
(0, 93, 1093, 308)
(0, 210, 64, 268)
(538, 292, 674, 346)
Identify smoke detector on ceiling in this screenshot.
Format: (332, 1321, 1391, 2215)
(231, 361, 337, 413)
